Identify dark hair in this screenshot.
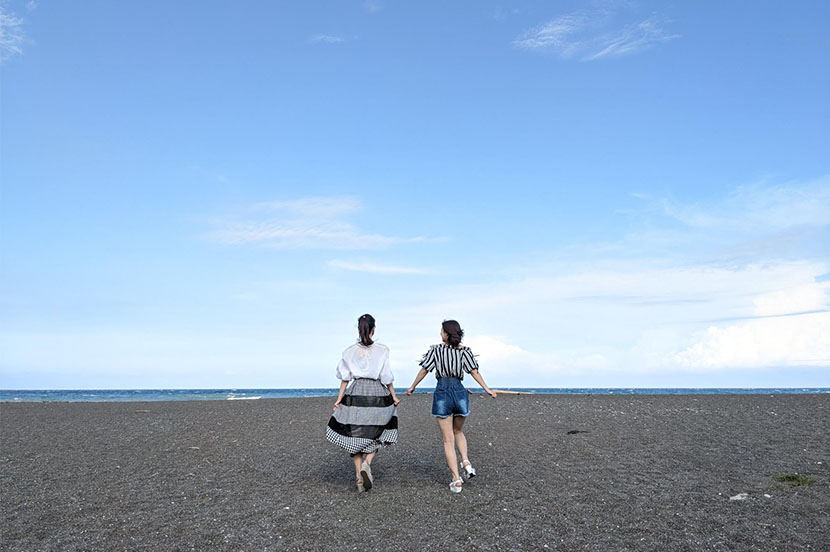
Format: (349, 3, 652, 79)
(358, 314, 375, 346)
(442, 319, 464, 348)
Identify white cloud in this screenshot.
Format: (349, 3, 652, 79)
(514, 10, 678, 61)
(12, 177, 829, 388)
(672, 312, 830, 370)
(0, 4, 25, 62)
(659, 177, 830, 232)
(671, 280, 830, 370)
(753, 283, 827, 317)
(460, 335, 604, 383)
(465, 335, 527, 359)
(328, 260, 430, 275)
(206, 196, 431, 250)
(383, 179, 829, 382)
(380, 254, 829, 384)
(309, 34, 344, 44)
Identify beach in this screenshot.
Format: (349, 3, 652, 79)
(1, 394, 827, 551)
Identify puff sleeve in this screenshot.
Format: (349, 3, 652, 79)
(335, 355, 352, 381)
(419, 345, 438, 372)
(461, 347, 479, 374)
(378, 347, 394, 385)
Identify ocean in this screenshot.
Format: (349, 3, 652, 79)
(1, 388, 828, 402)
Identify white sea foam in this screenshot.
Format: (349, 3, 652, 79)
(227, 396, 261, 400)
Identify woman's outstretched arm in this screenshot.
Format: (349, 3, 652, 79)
(469, 370, 497, 398)
(406, 368, 429, 395)
(333, 380, 349, 411)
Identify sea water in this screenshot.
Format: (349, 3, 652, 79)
(1, 388, 828, 402)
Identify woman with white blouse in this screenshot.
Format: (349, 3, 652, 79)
(406, 319, 496, 493)
(326, 314, 400, 492)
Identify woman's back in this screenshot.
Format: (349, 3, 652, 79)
(337, 342, 393, 384)
(420, 344, 479, 379)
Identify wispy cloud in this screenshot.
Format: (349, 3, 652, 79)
(379, 177, 830, 384)
(309, 34, 345, 44)
(588, 16, 680, 60)
(387, 258, 830, 379)
(328, 260, 430, 275)
(513, 13, 591, 53)
(0, 4, 25, 62)
(252, 197, 361, 218)
(616, 176, 830, 266)
(363, 1, 382, 14)
(206, 196, 432, 250)
(514, 9, 678, 61)
(658, 177, 830, 232)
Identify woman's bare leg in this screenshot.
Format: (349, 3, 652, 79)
(352, 454, 363, 482)
(364, 451, 376, 465)
(438, 417, 461, 482)
(452, 415, 468, 463)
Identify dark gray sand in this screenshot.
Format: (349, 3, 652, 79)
(1, 394, 828, 551)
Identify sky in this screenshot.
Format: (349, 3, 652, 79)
(1, 0, 829, 389)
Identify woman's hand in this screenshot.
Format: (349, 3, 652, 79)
(487, 389, 497, 399)
(405, 387, 415, 396)
(392, 397, 400, 407)
(333, 400, 341, 411)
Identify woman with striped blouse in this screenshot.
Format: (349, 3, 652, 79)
(406, 320, 496, 493)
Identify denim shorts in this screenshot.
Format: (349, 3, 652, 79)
(432, 377, 470, 418)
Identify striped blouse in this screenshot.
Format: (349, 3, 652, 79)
(419, 344, 479, 380)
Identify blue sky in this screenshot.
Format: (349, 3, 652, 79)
(1, 0, 828, 389)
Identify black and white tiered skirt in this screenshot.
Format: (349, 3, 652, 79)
(326, 378, 398, 456)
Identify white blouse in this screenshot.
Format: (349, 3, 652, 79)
(336, 342, 394, 385)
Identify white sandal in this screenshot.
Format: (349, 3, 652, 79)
(449, 479, 463, 493)
(460, 460, 477, 478)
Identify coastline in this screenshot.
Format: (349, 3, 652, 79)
(2, 387, 828, 403)
(2, 394, 828, 551)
